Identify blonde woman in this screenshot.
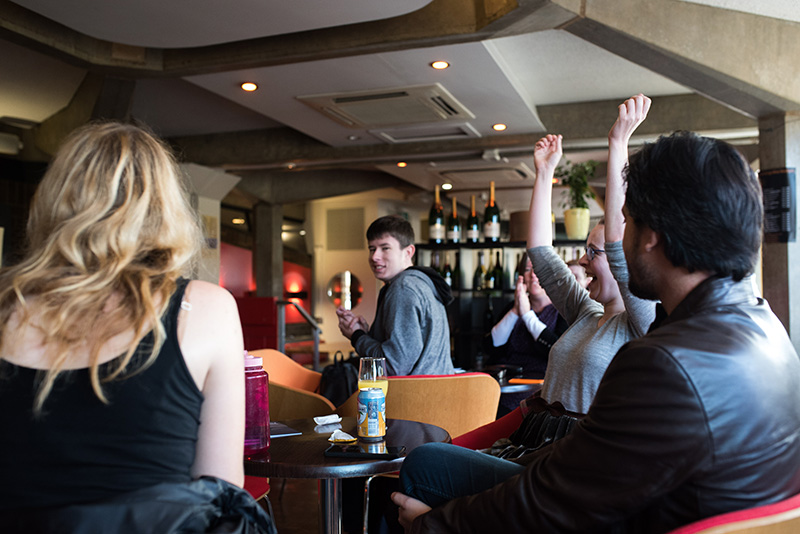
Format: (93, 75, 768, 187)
(0, 123, 272, 532)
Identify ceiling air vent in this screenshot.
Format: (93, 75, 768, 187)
(436, 162, 535, 185)
(297, 83, 475, 129)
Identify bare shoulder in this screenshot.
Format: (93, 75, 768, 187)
(183, 280, 237, 308)
(179, 281, 241, 346)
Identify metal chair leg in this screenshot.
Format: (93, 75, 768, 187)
(362, 474, 377, 534)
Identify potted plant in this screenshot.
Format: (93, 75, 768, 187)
(556, 159, 598, 240)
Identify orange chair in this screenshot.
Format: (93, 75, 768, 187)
(666, 492, 800, 534)
(337, 372, 500, 438)
(249, 348, 322, 393)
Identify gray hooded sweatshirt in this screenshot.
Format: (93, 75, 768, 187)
(352, 267, 454, 376)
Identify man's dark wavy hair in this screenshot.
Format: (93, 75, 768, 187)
(366, 215, 415, 248)
(624, 131, 762, 281)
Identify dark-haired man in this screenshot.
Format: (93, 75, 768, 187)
(337, 215, 454, 376)
(393, 131, 800, 533)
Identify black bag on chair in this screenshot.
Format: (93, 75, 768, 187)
(318, 351, 359, 407)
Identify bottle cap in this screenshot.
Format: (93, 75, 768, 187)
(244, 353, 263, 367)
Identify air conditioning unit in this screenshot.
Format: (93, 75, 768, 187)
(297, 83, 475, 129)
(434, 161, 535, 186)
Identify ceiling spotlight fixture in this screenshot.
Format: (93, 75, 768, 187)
(441, 183, 453, 191)
(492, 123, 507, 132)
(232, 218, 245, 225)
(347, 135, 360, 141)
(396, 161, 408, 168)
(286, 162, 296, 170)
(430, 61, 450, 70)
(241, 82, 258, 92)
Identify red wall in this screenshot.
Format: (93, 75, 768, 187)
(220, 242, 311, 324)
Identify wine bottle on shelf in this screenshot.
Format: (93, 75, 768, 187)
(473, 251, 487, 290)
(493, 250, 504, 291)
(483, 181, 501, 243)
(453, 251, 461, 290)
(446, 196, 461, 243)
(513, 252, 522, 286)
(466, 195, 481, 243)
(484, 252, 497, 290)
(429, 185, 445, 244)
(430, 250, 441, 276)
(442, 252, 453, 288)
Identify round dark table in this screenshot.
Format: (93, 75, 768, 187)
(245, 417, 450, 534)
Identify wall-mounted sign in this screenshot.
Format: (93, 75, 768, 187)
(760, 167, 796, 243)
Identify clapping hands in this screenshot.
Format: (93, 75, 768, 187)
(336, 306, 368, 339)
(514, 275, 531, 317)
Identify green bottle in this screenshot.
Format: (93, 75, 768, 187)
(429, 184, 445, 244)
(483, 181, 500, 243)
(466, 195, 481, 243)
(446, 196, 461, 243)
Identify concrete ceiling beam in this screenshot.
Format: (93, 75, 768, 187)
(557, 0, 800, 116)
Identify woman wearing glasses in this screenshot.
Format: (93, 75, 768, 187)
(525, 94, 656, 417)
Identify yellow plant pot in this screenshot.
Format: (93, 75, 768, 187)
(564, 208, 590, 240)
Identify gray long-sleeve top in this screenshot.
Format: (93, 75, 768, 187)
(528, 241, 655, 413)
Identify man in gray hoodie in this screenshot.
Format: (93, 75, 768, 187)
(337, 215, 454, 376)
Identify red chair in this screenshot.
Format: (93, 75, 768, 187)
(666, 492, 800, 534)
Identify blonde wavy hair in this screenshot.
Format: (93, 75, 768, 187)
(0, 122, 204, 413)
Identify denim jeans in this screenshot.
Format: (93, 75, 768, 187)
(398, 442, 525, 508)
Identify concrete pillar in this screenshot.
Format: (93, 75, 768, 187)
(759, 112, 800, 352)
(254, 202, 283, 298)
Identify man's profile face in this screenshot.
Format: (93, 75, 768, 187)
(368, 234, 414, 282)
(623, 206, 659, 301)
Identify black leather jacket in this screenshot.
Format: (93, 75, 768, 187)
(412, 276, 800, 533)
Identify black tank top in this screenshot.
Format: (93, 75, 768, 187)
(0, 279, 204, 508)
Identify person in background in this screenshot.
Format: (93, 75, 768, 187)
(393, 120, 800, 534)
(483, 254, 567, 415)
(337, 215, 454, 376)
(0, 122, 274, 533)
(567, 259, 589, 288)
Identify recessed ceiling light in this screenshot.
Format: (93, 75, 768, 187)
(430, 61, 449, 70)
(492, 123, 507, 132)
(441, 183, 453, 190)
(241, 82, 258, 92)
(286, 162, 296, 169)
(232, 218, 245, 225)
(396, 161, 408, 168)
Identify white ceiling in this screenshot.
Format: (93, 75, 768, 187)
(0, 0, 792, 214)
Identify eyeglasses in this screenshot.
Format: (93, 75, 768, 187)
(585, 246, 605, 261)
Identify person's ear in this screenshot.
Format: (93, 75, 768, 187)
(405, 244, 415, 261)
(641, 227, 660, 252)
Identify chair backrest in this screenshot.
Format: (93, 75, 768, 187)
(337, 373, 500, 438)
(250, 348, 322, 393)
(268, 382, 336, 420)
(666, 492, 800, 534)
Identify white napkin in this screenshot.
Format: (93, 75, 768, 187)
(328, 429, 357, 442)
(314, 414, 342, 425)
(314, 423, 342, 434)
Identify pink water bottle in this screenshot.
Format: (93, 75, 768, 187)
(244, 351, 270, 456)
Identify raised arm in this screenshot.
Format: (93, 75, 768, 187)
(527, 134, 563, 249)
(606, 94, 651, 243)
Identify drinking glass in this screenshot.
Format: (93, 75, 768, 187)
(358, 357, 388, 397)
